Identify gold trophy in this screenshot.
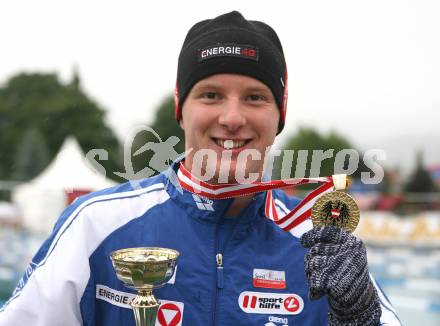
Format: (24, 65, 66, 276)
(110, 247, 180, 326)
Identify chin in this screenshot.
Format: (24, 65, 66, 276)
(186, 150, 265, 184)
(214, 160, 263, 184)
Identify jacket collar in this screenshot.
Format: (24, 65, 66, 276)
(162, 158, 267, 225)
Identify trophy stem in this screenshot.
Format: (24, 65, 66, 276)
(131, 289, 160, 326)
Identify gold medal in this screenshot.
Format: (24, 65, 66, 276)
(311, 191, 360, 232)
(311, 175, 360, 233)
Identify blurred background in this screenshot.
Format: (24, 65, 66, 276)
(0, 0, 439, 324)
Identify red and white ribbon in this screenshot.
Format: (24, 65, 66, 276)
(177, 163, 336, 233)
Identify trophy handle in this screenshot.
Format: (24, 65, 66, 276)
(131, 289, 160, 326)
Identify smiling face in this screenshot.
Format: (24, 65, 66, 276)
(180, 74, 280, 184)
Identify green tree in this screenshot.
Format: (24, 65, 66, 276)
(405, 150, 437, 193)
(11, 128, 50, 181)
(273, 127, 356, 180)
(0, 72, 122, 181)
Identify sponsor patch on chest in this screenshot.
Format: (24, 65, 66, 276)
(266, 315, 289, 326)
(238, 291, 304, 315)
(253, 268, 286, 289)
(96, 284, 184, 325)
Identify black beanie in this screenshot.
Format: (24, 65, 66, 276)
(175, 11, 288, 133)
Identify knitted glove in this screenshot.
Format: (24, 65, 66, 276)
(300, 226, 381, 326)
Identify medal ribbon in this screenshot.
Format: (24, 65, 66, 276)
(177, 163, 336, 233)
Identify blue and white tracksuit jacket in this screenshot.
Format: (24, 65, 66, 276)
(0, 166, 401, 325)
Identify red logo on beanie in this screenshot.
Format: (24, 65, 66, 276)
(198, 44, 259, 62)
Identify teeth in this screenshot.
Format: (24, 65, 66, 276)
(215, 139, 246, 149)
(224, 140, 234, 149)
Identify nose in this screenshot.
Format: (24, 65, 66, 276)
(218, 99, 246, 131)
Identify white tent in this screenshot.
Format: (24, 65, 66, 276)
(12, 136, 117, 234)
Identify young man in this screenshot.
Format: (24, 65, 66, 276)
(0, 11, 400, 325)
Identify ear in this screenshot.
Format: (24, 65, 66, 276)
(179, 119, 185, 130)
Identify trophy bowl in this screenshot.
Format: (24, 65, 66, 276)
(110, 247, 180, 326)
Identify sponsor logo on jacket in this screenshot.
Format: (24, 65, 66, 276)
(266, 315, 289, 325)
(238, 291, 303, 315)
(96, 284, 184, 326)
(192, 194, 214, 211)
(253, 269, 286, 289)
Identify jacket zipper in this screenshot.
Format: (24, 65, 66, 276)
(212, 217, 241, 325)
(212, 251, 224, 326)
(216, 253, 224, 289)
(212, 223, 221, 326)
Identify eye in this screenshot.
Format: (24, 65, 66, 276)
(247, 94, 266, 102)
(201, 92, 221, 100)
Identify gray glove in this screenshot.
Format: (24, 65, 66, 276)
(300, 226, 381, 326)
